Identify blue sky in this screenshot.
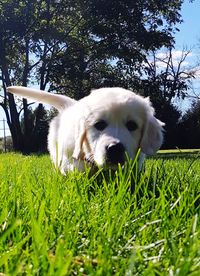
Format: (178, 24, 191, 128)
(175, 0, 200, 48)
(0, 0, 200, 136)
(173, 0, 200, 110)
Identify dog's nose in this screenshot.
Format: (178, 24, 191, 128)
(106, 142, 125, 165)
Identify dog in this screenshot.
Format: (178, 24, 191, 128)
(7, 86, 164, 174)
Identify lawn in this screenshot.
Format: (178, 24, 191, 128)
(0, 153, 199, 275)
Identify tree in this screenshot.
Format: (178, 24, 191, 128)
(141, 48, 194, 99)
(135, 48, 194, 148)
(48, 0, 187, 95)
(0, 0, 80, 152)
(177, 101, 200, 148)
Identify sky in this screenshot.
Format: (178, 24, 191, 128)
(0, 0, 200, 137)
(171, 0, 200, 110)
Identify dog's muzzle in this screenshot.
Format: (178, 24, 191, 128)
(105, 142, 125, 166)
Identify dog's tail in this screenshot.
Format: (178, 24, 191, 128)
(7, 86, 76, 111)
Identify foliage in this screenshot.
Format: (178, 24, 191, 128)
(155, 100, 181, 149)
(20, 104, 50, 152)
(0, 153, 199, 274)
(0, 0, 78, 151)
(48, 0, 187, 97)
(141, 48, 194, 101)
(177, 100, 200, 149)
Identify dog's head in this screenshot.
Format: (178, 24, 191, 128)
(73, 88, 164, 168)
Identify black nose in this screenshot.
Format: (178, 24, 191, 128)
(106, 142, 125, 165)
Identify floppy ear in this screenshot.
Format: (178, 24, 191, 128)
(72, 119, 91, 160)
(140, 115, 164, 155)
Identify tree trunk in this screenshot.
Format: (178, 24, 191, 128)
(0, 36, 24, 151)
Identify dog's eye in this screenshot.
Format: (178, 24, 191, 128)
(94, 120, 108, 131)
(126, 120, 138, 131)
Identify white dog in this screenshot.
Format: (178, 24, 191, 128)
(7, 86, 164, 174)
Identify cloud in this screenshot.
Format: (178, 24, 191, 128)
(147, 49, 194, 70)
(156, 50, 193, 60)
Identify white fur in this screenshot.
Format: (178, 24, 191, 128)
(7, 86, 164, 174)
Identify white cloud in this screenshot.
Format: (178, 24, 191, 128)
(146, 49, 194, 70)
(156, 49, 193, 59)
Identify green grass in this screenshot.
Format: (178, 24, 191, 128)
(0, 153, 199, 275)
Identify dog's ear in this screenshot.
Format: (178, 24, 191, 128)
(72, 119, 91, 160)
(140, 114, 164, 155)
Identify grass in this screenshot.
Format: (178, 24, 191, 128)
(0, 153, 199, 275)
